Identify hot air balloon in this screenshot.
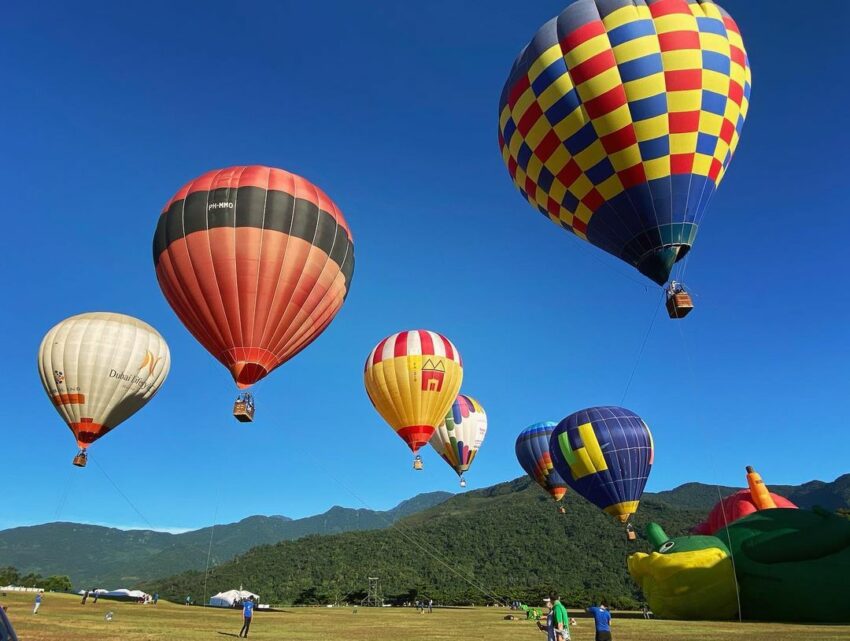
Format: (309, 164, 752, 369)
(550, 406, 653, 526)
(515, 422, 569, 512)
(429, 394, 487, 487)
(364, 330, 463, 470)
(37, 312, 170, 467)
(498, 0, 751, 315)
(153, 165, 354, 421)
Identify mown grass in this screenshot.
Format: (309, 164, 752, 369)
(4, 592, 850, 640)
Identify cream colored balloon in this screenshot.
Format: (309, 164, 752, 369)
(429, 394, 487, 477)
(37, 312, 170, 461)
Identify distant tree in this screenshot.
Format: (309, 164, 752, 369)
(294, 587, 323, 606)
(0, 567, 20, 586)
(43, 575, 73, 592)
(18, 573, 43, 588)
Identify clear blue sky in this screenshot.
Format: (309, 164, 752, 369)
(2, 1, 848, 533)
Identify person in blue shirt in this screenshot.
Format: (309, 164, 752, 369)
(586, 602, 612, 641)
(239, 596, 254, 638)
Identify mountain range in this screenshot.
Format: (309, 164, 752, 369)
(146, 473, 850, 607)
(1, 474, 847, 597)
(0, 491, 451, 587)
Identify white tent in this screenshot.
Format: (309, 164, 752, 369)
(94, 588, 151, 601)
(209, 589, 260, 608)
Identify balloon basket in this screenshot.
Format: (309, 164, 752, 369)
(72, 451, 88, 468)
(459, 477, 467, 488)
(558, 506, 566, 515)
(233, 394, 255, 423)
(626, 523, 637, 542)
(413, 455, 423, 471)
(666, 292, 693, 319)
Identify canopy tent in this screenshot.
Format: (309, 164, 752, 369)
(92, 588, 151, 601)
(209, 589, 260, 608)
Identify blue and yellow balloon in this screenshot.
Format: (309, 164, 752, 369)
(550, 406, 653, 522)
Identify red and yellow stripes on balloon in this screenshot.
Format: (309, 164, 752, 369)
(364, 330, 463, 453)
(534, 452, 566, 501)
(153, 166, 354, 389)
(515, 422, 569, 503)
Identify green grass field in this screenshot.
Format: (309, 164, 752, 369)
(4, 593, 850, 641)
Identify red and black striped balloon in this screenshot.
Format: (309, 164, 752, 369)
(153, 165, 354, 388)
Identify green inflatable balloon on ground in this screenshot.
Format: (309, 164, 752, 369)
(630, 510, 850, 623)
(718, 507, 850, 623)
(628, 524, 738, 620)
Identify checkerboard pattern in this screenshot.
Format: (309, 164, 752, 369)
(498, 0, 750, 285)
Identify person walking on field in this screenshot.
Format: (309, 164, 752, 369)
(587, 602, 613, 641)
(33, 592, 42, 615)
(550, 592, 570, 640)
(238, 595, 254, 638)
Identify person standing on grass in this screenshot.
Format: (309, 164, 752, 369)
(550, 592, 570, 641)
(537, 597, 555, 641)
(81, 590, 88, 605)
(587, 602, 612, 641)
(238, 595, 254, 638)
(92, 591, 99, 604)
(33, 592, 42, 615)
(153, 593, 159, 606)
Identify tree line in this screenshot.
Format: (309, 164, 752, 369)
(144, 480, 704, 608)
(0, 566, 72, 593)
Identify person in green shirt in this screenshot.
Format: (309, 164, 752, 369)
(549, 592, 570, 641)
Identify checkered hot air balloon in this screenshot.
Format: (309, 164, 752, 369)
(364, 330, 463, 469)
(498, 0, 751, 285)
(153, 166, 354, 395)
(515, 422, 569, 506)
(550, 406, 654, 522)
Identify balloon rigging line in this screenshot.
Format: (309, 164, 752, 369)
(572, 239, 651, 291)
(674, 317, 744, 624)
(716, 485, 743, 623)
(287, 438, 508, 606)
(90, 455, 155, 530)
(620, 290, 664, 404)
(53, 465, 77, 520)
(202, 499, 220, 608)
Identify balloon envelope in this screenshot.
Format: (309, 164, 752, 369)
(429, 394, 487, 476)
(37, 312, 170, 450)
(154, 165, 354, 388)
(550, 406, 653, 521)
(364, 330, 463, 453)
(498, 0, 751, 284)
(515, 422, 568, 502)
